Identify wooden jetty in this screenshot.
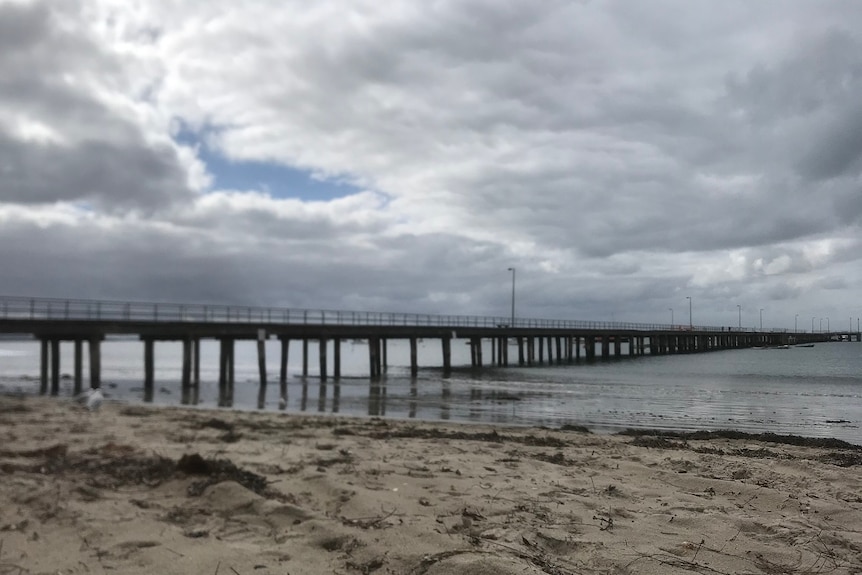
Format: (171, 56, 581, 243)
(0, 296, 842, 406)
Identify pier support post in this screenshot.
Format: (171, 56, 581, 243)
(319, 338, 328, 381)
(218, 339, 227, 406)
(280, 338, 289, 384)
(601, 337, 610, 359)
(613, 337, 621, 357)
(257, 332, 267, 409)
(368, 338, 378, 377)
(410, 337, 418, 376)
(144, 339, 155, 401)
(302, 339, 309, 377)
(39, 339, 49, 395)
(50, 339, 60, 396)
(476, 338, 483, 367)
(556, 337, 562, 364)
(585, 337, 596, 361)
(382, 338, 388, 373)
(74, 339, 83, 395)
(89, 337, 101, 389)
(182, 338, 192, 393)
(575, 337, 581, 361)
(193, 338, 200, 389)
(227, 339, 235, 402)
(517, 337, 525, 366)
(538, 337, 544, 364)
(333, 338, 341, 379)
(442, 336, 452, 374)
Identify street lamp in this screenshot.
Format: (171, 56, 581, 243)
(820, 318, 823, 332)
(669, 308, 674, 326)
(759, 308, 764, 331)
(812, 317, 815, 333)
(795, 314, 798, 332)
(507, 267, 516, 327)
(827, 317, 830, 332)
(737, 304, 741, 329)
(686, 296, 692, 328)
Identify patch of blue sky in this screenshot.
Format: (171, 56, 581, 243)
(176, 126, 357, 201)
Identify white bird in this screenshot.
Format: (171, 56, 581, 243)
(278, 396, 287, 410)
(75, 388, 103, 411)
(86, 388, 104, 411)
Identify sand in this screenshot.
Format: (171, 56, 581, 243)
(1, 395, 862, 575)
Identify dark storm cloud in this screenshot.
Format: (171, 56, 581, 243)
(0, 132, 191, 210)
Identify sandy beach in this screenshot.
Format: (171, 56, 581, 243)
(1, 395, 861, 574)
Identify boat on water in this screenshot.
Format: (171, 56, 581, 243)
(795, 343, 815, 348)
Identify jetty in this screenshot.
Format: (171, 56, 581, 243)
(0, 296, 844, 406)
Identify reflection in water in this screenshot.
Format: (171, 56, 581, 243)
(300, 380, 309, 411)
(318, 382, 327, 412)
(440, 380, 451, 420)
(181, 385, 199, 406)
(369, 380, 386, 416)
(408, 378, 418, 418)
(469, 388, 483, 420)
(332, 383, 340, 413)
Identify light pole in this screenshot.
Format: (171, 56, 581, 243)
(827, 317, 830, 332)
(795, 314, 798, 332)
(686, 296, 692, 328)
(669, 308, 674, 326)
(507, 267, 516, 327)
(812, 316, 815, 333)
(820, 318, 823, 332)
(737, 304, 741, 329)
(759, 308, 764, 331)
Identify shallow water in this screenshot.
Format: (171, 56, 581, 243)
(1, 338, 861, 443)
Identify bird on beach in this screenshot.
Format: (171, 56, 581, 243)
(74, 387, 104, 411)
(278, 396, 287, 410)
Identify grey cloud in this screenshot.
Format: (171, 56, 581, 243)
(0, 132, 191, 211)
(0, 0, 195, 211)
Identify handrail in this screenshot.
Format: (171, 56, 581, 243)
(0, 295, 800, 333)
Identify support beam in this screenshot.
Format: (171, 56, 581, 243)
(144, 339, 155, 401)
(333, 338, 341, 379)
(39, 339, 49, 395)
(50, 339, 60, 396)
(409, 337, 418, 376)
(319, 338, 328, 381)
(89, 337, 101, 389)
(74, 339, 83, 395)
(182, 338, 192, 392)
(257, 333, 267, 409)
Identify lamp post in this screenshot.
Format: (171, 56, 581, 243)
(812, 317, 815, 333)
(759, 308, 764, 331)
(686, 296, 692, 328)
(669, 308, 674, 326)
(737, 304, 741, 329)
(827, 317, 830, 332)
(507, 267, 516, 327)
(795, 314, 798, 332)
(820, 318, 823, 332)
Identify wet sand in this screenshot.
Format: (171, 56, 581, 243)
(1, 395, 862, 574)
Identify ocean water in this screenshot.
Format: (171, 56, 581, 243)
(1, 338, 861, 444)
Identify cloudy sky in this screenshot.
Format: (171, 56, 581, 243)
(2, 0, 862, 330)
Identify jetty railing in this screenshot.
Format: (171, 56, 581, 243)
(0, 295, 787, 333)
